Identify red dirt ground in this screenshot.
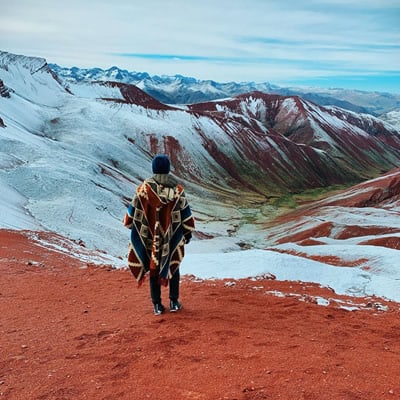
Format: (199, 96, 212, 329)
(1, 230, 399, 400)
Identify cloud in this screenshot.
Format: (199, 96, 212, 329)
(1, 0, 399, 92)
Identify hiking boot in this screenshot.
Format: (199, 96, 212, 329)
(153, 303, 165, 316)
(169, 300, 182, 312)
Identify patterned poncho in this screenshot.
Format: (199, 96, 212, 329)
(123, 177, 195, 286)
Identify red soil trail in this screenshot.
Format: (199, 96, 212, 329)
(1, 230, 399, 400)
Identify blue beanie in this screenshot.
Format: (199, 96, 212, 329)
(152, 154, 170, 174)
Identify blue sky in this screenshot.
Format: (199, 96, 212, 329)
(1, 0, 399, 93)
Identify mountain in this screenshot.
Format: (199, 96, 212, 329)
(380, 109, 400, 130)
(49, 63, 400, 115)
(49, 63, 278, 106)
(1, 49, 400, 308)
(268, 86, 400, 116)
(1, 50, 400, 259)
(266, 167, 400, 248)
(187, 92, 400, 184)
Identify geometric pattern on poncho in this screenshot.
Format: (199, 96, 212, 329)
(123, 177, 195, 286)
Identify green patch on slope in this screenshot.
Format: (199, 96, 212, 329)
(269, 184, 350, 209)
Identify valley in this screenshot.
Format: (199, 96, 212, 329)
(1, 49, 399, 303)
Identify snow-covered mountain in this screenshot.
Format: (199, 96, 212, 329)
(30, 61, 400, 195)
(2, 50, 400, 244)
(1, 50, 400, 303)
(380, 109, 400, 130)
(50, 63, 400, 116)
(188, 93, 400, 186)
(50, 63, 278, 107)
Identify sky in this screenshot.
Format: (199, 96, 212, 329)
(1, 0, 400, 92)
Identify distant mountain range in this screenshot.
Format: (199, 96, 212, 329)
(49, 64, 400, 116)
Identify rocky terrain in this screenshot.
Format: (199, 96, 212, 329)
(1, 229, 399, 400)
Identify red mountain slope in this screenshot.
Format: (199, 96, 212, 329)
(266, 167, 400, 249)
(189, 92, 400, 183)
(97, 81, 174, 110)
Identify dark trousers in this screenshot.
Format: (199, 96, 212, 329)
(150, 269, 180, 305)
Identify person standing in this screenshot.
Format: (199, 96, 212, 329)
(123, 154, 195, 315)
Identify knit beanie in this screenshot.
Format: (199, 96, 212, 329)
(152, 154, 170, 174)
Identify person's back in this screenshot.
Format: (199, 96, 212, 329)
(123, 154, 195, 315)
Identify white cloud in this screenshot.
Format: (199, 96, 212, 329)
(1, 0, 399, 91)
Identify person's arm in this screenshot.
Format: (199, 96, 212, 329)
(123, 187, 141, 229)
(179, 188, 195, 242)
(123, 205, 134, 229)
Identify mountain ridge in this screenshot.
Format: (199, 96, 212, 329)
(49, 63, 400, 115)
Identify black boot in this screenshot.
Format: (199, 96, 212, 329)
(169, 299, 182, 312)
(153, 303, 165, 316)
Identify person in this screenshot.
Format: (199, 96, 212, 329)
(123, 154, 195, 315)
